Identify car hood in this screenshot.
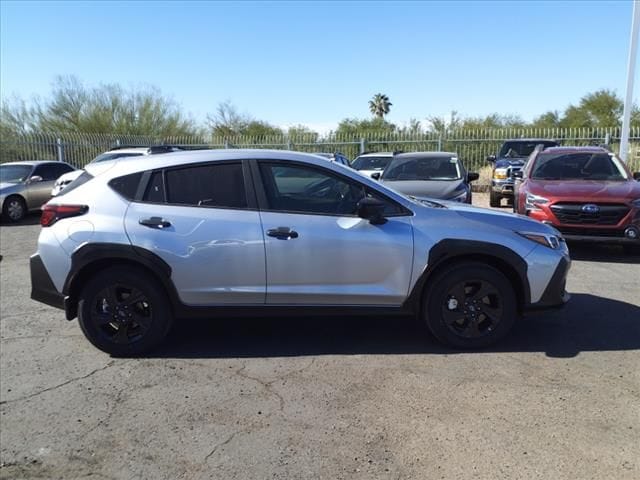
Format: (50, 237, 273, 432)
(381, 179, 466, 200)
(495, 158, 526, 168)
(412, 196, 558, 236)
(358, 169, 385, 178)
(528, 179, 640, 200)
(56, 170, 83, 183)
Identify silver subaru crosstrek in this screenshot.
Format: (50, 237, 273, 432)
(30, 150, 570, 355)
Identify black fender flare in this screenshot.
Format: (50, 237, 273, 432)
(63, 243, 178, 320)
(403, 239, 531, 312)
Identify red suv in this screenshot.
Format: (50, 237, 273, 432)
(514, 146, 640, 252)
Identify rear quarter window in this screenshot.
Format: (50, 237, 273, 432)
(108, 172, 143, 200)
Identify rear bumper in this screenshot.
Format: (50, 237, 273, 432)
(30, 254, 66, 310)
(524, 256, 571, 312)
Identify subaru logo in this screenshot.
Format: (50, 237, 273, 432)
(581, 204, 600, 214)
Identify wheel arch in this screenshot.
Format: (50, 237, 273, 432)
(63, 243, 178, 320)
(405, 240, 530, 315)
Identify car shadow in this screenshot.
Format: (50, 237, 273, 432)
(0, 212, 40, 227)
(150, 293, 640, 360)
(568, 242, 640, 264)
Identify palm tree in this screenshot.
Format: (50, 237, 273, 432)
(368, 93, 392, 119)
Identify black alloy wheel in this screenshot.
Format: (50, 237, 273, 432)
(91, 284, 153, 345)
(425, 262, 517, 348)
(78, 267, 172, 356)
(441, 279, 503, 339)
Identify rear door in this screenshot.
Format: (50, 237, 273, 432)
(253, 160, 414, 305)
(124, 160, 266, 306)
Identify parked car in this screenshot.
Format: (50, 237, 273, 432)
(487, 139, 559, 207)
(30, 149, 570, 355)
(1, 161, 75, 222)
(313, 152, 351, 167)
(352, 152, 396, 178)
(52, 145, 184, 196)
(513, 146, 640, 252)
(379, 152, 479, 203)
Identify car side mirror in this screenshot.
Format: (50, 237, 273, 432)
(486, 155, 496, 162)
(633, 172, 640, 181)
(29, 175, 43, 183)
(357, 197, 387, 225)
(371, 172, 381, 180)
(512, 171, 524, 179)
(467, 172, 479, 182)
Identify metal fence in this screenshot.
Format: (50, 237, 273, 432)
(2, 128, 640, 185)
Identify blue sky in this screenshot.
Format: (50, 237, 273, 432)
(1, 0, 638, 132)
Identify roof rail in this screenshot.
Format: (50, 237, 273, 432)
(108, 144, 189, 154)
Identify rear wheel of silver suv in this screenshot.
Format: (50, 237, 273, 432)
(77, 267, 173, 356)
(424, 262, 517, 349)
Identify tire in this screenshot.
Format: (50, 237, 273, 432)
(489, 190, 501, 208)
(2, 195, 27, 222)
(77, 266, 173, 356)
(423, 262, 517, 349)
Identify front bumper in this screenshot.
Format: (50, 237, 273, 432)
(30, 254, 66, 310)
(527, 207, 640, 245)
(491, 178, 515, 196)
(525, 256, 571, 311)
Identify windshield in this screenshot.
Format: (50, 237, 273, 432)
(352, 155, 392, 171)
(0, 164, 33, 183)
(90, 152, 144, 163)
(499, 141, 557, 158)
(382, 156, 461, 181)
(531, 152, 629, 181)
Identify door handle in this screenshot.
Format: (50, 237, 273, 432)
(139, 216, 172, 229)
(267, 227, 299, 240)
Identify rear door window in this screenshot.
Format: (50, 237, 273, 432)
(164, 162, 247, 208)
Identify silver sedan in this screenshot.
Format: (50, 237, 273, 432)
(0, 161, 75, 222)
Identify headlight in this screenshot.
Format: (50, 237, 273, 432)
(517, 231, 563, 249)
(493, 168, 508, 180)
(449, 190, 468, 202)
(525, 193, 549, 211)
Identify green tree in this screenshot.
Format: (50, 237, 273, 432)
(334, 117, 396, 137)
(559, 89, 623, 128)
(27, 75, 198, 136)
(368, 93, 392, 119)
(287, 124, 319, 142)
(531, 111, 561, 129)
(206, 101, 282, 138)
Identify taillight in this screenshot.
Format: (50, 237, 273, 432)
(41, 204, 88, 227)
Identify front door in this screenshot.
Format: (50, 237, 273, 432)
(255, 161, 414, 305)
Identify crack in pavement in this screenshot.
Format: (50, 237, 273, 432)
(0, 360, 117, 406)
(203, 429, 248, 462)
(233, 357, 317, 413)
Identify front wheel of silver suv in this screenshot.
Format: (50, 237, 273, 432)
(77, 267, 173, 356)
(424, 262, 517, 349)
